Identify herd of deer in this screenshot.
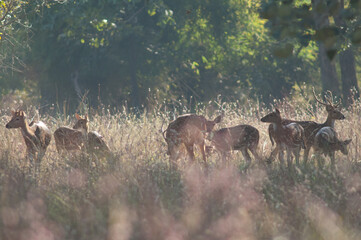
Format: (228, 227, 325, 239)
(5, 112, 109, 173)
(5, 90, 352, 173)
(162, 89, 351, 169)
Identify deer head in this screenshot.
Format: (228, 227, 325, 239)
(313, 88, 345, 120)
(261, 109, 282, 123)
(73, 113, 88, 132)
(6, 110, 27, 129)
(339, 139, 352, 155)
(204, 115, 222, 132)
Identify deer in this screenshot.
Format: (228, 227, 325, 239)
(207, 124, 261, 169)
(267, 89, 345, 164)
(261, 109, 306, 168)
(5, 110, 52, 172)
(72, 114, 110, 155)
(55, 113, 110, 155)
(54, 114, 88, 153)
(162, 114, 222, 163)
(313, 126, 351, 169)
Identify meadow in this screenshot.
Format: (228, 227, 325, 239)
(0, 96, 360, 240)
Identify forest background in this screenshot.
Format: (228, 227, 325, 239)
(0, 0, 361, 110)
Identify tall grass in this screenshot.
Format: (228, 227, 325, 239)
(0, 97, 360, 240)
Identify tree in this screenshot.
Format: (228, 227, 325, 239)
(11, 0, 319, 109)
(0, 0, 44, 94)
(260, 0, 361, 102)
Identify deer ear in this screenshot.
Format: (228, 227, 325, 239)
(11, 110, 15, 116)
(84, 114, 88, 121)
(275, 108, 280, 114)
(214, 115, 222, 123)
(75, 113, 81, 120)
(344, 139, 352, 145)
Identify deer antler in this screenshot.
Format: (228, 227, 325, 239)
(313, 88, 343, 108)
(312, 88, 329, 106)
(325, 90, 334, 106)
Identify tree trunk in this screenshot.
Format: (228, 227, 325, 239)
(333, 0, 359, 105)
(128, 34, 140, 107)
(318, 43, 340, 94)
(312, 0, 340, 95)
(339, 49, 359, 104)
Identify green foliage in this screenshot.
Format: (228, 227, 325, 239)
(1, 0, 321, 108)
(260, 0, 361, 58)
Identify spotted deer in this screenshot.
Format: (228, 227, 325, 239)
(163, 114, 222, 162)
(207, 124, 260, 168)
(54, 114, 88, 153)
(313, 127, 351, 169)
(268, 89, 345, 164)
(72, 114, 110, 154)
(261, 109, 306, 168)
(5, 110, 52, 171)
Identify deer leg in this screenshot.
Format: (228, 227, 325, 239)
(241, 148, 252, 170)
(303, 147, 311, 165)
(279, 147, 285, 168)
(268, 145, 279, 163)
(293, 147, 300, 166)
(330, 152, 336, 170)
(185, 144, 195, 162)
(287, 148, 293, 169)
(198, 142, 207, 163)
(249, 145, 261, 163)
(316, 153, 324, 169)
(220, 152, 227, 164)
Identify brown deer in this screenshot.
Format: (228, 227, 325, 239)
(59, 113, 110, 155)
(267, 89, 345, 164)
(163, 114, 222, 162)
(5, 110, 52, 171)
(207, 124, 260, 168)
(261, 109, 306, 168)
(313, 127, 351, 169)
(54, 114, 88, 153)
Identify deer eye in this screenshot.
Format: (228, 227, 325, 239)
(15, 117, 19, 121)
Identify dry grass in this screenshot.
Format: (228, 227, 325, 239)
(0, 98, 360, 240)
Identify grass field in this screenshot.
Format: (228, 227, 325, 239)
(0, 98, 360, 240)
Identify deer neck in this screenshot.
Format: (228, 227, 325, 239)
(323, 115, 335, 128)
(20, 121, 36, 140)
(79, 128, 88, 137)
(274, 119, 283, 130)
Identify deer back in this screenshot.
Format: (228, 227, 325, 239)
(210, 124, 259, 152)
(54, 127, 86, 151)
(165, 114, 213, 145)
(284, 123, 306, 148)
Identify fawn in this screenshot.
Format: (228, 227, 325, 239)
(163, 114, 222, 162)
(207, 124, 260, 168)
(6, 110, 52, 172)
(261, 109, 306, 168)
(267, 89, 345, 164)
(313, 126, 351, 169)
